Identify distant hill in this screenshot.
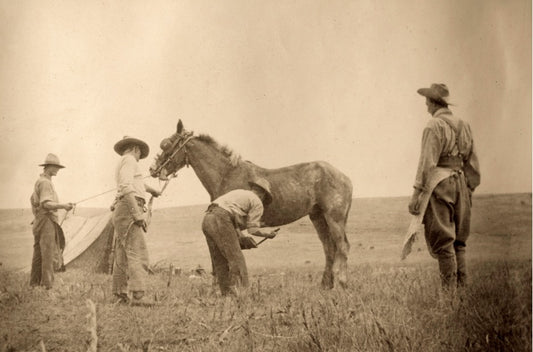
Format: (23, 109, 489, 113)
(1, 193, 530, 271)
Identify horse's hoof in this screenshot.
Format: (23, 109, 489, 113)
(321, 278, 334, 290)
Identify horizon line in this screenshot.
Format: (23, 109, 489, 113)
(0, 191, 530, 211)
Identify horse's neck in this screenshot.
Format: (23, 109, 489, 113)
(188, 141, 235, 200)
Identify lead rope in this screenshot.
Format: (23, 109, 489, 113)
(59, 175, 156, 225)
(146, 174, 176, 224)
(59, 204, 76, 226)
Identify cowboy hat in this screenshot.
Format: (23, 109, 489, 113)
(114, 136, 150, 159)
(39, 153, 65, 168)
(249, 178, 273, 205)
(417, 83, 453, 106)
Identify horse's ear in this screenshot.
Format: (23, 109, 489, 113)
(177, 120, 184, 134)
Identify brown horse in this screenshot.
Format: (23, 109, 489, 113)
(150, 120, 353, 288)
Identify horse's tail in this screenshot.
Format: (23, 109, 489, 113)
(339, 174, 353, 251)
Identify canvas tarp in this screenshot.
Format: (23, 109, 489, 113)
(62, 211, 115, 273)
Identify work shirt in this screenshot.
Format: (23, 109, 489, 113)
(30, 174, 59, 222)
(213, 190, 264, 230)
(413, 108, 479, 192)
(115, 154, 146, 200)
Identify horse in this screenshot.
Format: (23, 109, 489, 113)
(150, 120, 353, 289)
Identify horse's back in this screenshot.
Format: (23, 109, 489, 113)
(247, 160, 352, 225)
(263, 160, 352, 198)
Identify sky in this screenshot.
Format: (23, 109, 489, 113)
(0, 0, 531, 210)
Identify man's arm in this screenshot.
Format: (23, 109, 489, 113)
(409, 126, 441, 215)
(464, 137, 481, 191)
(144, 183, 161, 197)
(42, 201, 74, 211)
(248, 227, 278, 239)
(38, 180, 74, 211)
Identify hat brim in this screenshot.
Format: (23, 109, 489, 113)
(39, 163, 65, 168)
(249, 181, 273, 205)
(114, 138, 150, 159)
(417, 88, 452, 105)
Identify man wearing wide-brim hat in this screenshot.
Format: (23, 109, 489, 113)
(407, 83, 480, 291)
(30, 154, 75, 289)
(201, 178, 278, 296)
(111, 136, 161, 306)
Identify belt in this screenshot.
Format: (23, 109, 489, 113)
(437, 155, 464, 170)
(206, 203, 238, 225)
(117, 195, 145, 204)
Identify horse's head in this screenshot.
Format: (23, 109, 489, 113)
(150, 120, 194, 180)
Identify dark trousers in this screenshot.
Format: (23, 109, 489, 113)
(201, 205, 248, 295)
(424, 173, 471, 288)
(30, 217, 63, 289)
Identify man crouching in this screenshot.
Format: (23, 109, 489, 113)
(202, 178, 278, 296)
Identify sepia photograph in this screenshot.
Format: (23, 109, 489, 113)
(0, 1, 531, 351)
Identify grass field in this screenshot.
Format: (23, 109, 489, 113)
(0, 193, 531, 351)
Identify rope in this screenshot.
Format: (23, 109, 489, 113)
(73, 175, 152, 205)
(61, 174, 175, 225)
(59, 206, 76, 226)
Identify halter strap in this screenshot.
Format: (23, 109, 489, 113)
(153, 134, 194, 175)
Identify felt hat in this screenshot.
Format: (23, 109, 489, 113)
(39, 153, 65, 168)
(249, 178, 273, 205)
(417, 83, 453, 106)
(114, 136, 150, 159)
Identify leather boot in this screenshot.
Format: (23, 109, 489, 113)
(438, 255, 457, 291)
(455, 246, 467, 287)
(131, 291, 156, 307)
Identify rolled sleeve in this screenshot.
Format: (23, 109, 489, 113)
(38, 180, 56, 205)
(246, 201, 264, 229)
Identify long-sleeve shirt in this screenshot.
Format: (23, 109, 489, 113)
(115, 154, 146, 200)
(214, 190, 264, 231)
(414, 108, 479, 191)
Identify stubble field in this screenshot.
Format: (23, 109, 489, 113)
(0, 193, 531, 351)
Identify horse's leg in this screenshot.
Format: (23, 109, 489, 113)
(323, 209, 350, 289)
(310, 209, 335, 289)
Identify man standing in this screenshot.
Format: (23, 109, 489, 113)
(201, 178, 278, 296)
(409, 83, 480, 290)
(30, 153, 74, 289)
(112, 136, 160, 305)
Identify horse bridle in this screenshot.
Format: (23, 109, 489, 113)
(153, 131, 194, 176)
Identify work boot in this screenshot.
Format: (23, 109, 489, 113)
(438, 255, 457, 291)
(130, 291, 156, 307)
(112, 293, 130, 304)
(455, 246, 468, 287)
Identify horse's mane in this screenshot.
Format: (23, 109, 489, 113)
(197, 134, 242, 167)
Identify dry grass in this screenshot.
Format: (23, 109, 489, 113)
(0, 193, 530, 351)
(0, 260, 530, 351)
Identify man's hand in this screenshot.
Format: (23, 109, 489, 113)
(63, 203, 75, 211)
(239, 236, 257, 250)
(149, 190, 162, 198)
(408, 190, 422, 215)
(266, 228, 280, 239)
